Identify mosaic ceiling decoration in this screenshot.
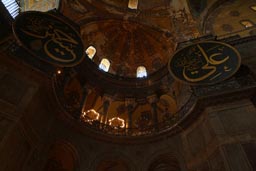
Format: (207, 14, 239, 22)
(20, 0, 60, 12)
(51, 0, 211, 138)
(81, 19, 176, 77)
(61, 0, 199, 78)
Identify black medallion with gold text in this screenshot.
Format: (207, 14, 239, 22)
(168, 41, 241, 85)
(13, 11, 84, 67)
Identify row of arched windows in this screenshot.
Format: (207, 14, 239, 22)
(239, 5, 256, 28)
(86, 46, 147, 78)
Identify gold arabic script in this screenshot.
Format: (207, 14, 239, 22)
(21, 17, 79, 63)
(181, 44, 231, 82)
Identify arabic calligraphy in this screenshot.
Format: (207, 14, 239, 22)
(13, 11, 84, 67)
(168, 41, 241, 85)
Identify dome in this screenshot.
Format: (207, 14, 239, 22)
(81, 19, 175, 77)
(51, 0, 202, 140)
(66, 0, 197, 79)
(9, 0, 252, 142)
(1, 0, 256, 170)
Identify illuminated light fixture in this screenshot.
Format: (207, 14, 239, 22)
(109, 117, 125, 128)
(128, 0, 138, 9)
(1, 0, 20, 18)
(57, 69, 62, 75)
(86, 46, 96, 60)
(81, 109, 100, 123)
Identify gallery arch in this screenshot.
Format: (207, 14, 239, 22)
(148, 153, 181, 171)
(43, 141, 79, 171)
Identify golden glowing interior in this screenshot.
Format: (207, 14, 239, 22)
(128, 0, 138, 9)
(81, 109, 100, 123)
(109, 117, 125, 128)
(86, 46, 96, 60)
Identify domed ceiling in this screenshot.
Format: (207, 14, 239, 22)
(61, 0, 199, 78)
(55, 0, 201, 139)
(81, 19, 175, 77)
(6, 0, 252, 141)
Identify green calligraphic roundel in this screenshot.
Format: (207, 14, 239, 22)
(168, 41, 241, 85)
(13, 11, 85, 67)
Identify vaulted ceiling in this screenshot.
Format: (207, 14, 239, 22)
(60, 0, 199, 77)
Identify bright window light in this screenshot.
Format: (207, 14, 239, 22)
(99, 58, 110, 72)
(1, 0, 20, 18)
(128, 0, 138, 9)
(86, 46, 96, 60)
(136, 66, 147, 78)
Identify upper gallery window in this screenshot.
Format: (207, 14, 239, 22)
(20, 0, 60, 12)
(86, 46, 96, 60)
(1, 0, 20, 18)
(250, 5, 256, 11)
(136, 66, 147, 78)
(240, 20, 254, 28)
(99, 58, 110, 72)
(128, 0, 138, 9)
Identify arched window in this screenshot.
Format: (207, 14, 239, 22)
(136, 66, 147, 78)
(240, 20, 254, 28)
(86, 46, 96, 60)
(99, 58, 110, 72)
(44, 141, 78, 171)
(128, 0, 138, 9)
(1, 0, 20, 18)
(251, 5, 256, 11)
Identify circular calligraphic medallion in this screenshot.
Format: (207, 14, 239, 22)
(13, 11, 84, 67)
(168, 41, 241, 85)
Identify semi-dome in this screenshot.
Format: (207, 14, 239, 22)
(49, 0, 202, 140)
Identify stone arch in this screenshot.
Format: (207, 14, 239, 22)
(43, 140, 80, 171)
(147, 153, 181, 171)
(90, 152, 136, 171)
(143, 148, 186, 171)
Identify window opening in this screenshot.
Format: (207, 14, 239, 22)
(86, 46, 96, 60)
(99, 58, 110, 72)
(128, 0, 138, 9)
(240, 20, 254, 28)
(1, 0, 20, 18)
(136, 66, 147, 78)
